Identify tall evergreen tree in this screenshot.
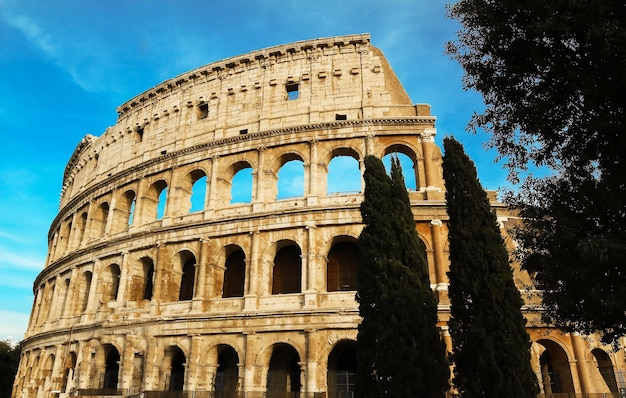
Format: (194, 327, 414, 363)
(356, 155, 449, 398)
(442, 137, 538, 398)
(447, 0, 626, 344)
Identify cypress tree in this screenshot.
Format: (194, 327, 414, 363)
(442, 137, 538, 397)
(356, 155, 449, 398)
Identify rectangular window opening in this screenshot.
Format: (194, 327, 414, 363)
(286, 83, 299, 100)
(198, 102, 209, 119)
(335, 114, 347, 121)
(135, 127, 144, 143)
(240, 129, 248, 135)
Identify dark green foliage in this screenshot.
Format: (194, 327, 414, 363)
(356, 155, 449, 398)
(443, 137, 538, 398)
(0, 340, 21, 398)
(447, 0, 626, 343)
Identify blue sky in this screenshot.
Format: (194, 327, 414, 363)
(0, 0, 506, 341)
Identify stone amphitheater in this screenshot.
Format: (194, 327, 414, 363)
(12, 34, 626, 398)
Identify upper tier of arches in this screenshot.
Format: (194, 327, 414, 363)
(47, 132, 445, 267)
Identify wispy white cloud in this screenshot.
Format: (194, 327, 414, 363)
(3, 12, 57, 57)
(0, 310, 29, 341)
(0, 245, 45, 271)
(2, 6, 121, 94)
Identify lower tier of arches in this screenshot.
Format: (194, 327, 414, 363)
(13, 323, 626, 398)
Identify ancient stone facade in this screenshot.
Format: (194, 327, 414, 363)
(13, 34, 626, 398)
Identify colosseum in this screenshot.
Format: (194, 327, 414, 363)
(12, 34, 626, 398)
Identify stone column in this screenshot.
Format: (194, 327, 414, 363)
(152, 242, 170, 306)
(420, 128, 439, 189)
(207, 156, 220, 212)
(365, 134, 375, 156)
(304, 329, 319, 393)
(430, 219, 448, 287)
(245, 231, 260, 311)
(253, 147, 266, 207)
(195, 238, 211, 299)
(85, 261, 99, 316)
(571, 333, 594, 393)
(242, 332, 257, 393)
(307, 140, 319, 204)
(116, 251, 130, 303)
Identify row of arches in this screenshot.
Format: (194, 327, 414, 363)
(18, 339, 357, 397)
(49, 144, 423, 265)
(30, 237, 368, 329)
(16, 336, 621, 396)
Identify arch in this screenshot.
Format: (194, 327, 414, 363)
(189, 170, 208, 213)
(223, 246, 246, 298)
(59, 217, 72, 255)
(114, 189, 136, 232)
(214, 344, 240, 397)
(327, 238, 359, 292)
(104, 263, 121, 302)
(272, 242, 302, 294)
(80, 271, 93, 313)
(327, 149, 361, 194)
(537, 339, 575, 394)
(151, 180, 168, 220)
(266, 343, 301, 397)
(230, 161, 254, 204)
(74, 211, 88, 248)
(61, 351, 77, 393)
(327, 340, 357, 398)
(383, 145, 418, 190)
(92, 202, 109, 239)
(591, 348, 619, 395)
(43, 353, 55, 384)
(141, 257, 155, 301)
(277, 155, 305, 200)
(59, 277, 71, 319)
(103, 344, 120, 390)
(178, 251, 196, 301)
(166, 346, 186, 391)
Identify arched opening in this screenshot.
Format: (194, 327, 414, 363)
(327, 341, 357, 398)
(156, 183, 168, 220)
(214, 345, 239, 397)
(327, 240, 359, 292)
(223, 247, 246, 298)
(189, 172, 207, 213)
(60, 351, 77, 393)
(169, 347, 186, 391)
(59, 218, 72, 255)
(178, 253, 196, 301)
(277, 159, 305, 199)
(105, 263, 121, 302)
(383, 148, 417, 190)
(266, 344, 301, 397)
(81, 271, 92, 313)
(592, 348, 619, 395)
(93, 202, 109, 239)
(142, 257, 155, 301)
(103, 345, 120, 391)
(272, 244, 302, 294)
(538, 340, 575, 394)
(231, 165, 254, 204)
(74, 211, 88, 247)
(327, 153, 361, 194)
(43, 354, 55, 388)
(59, 277, 70, 319)
(113, 189, 136, 232)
